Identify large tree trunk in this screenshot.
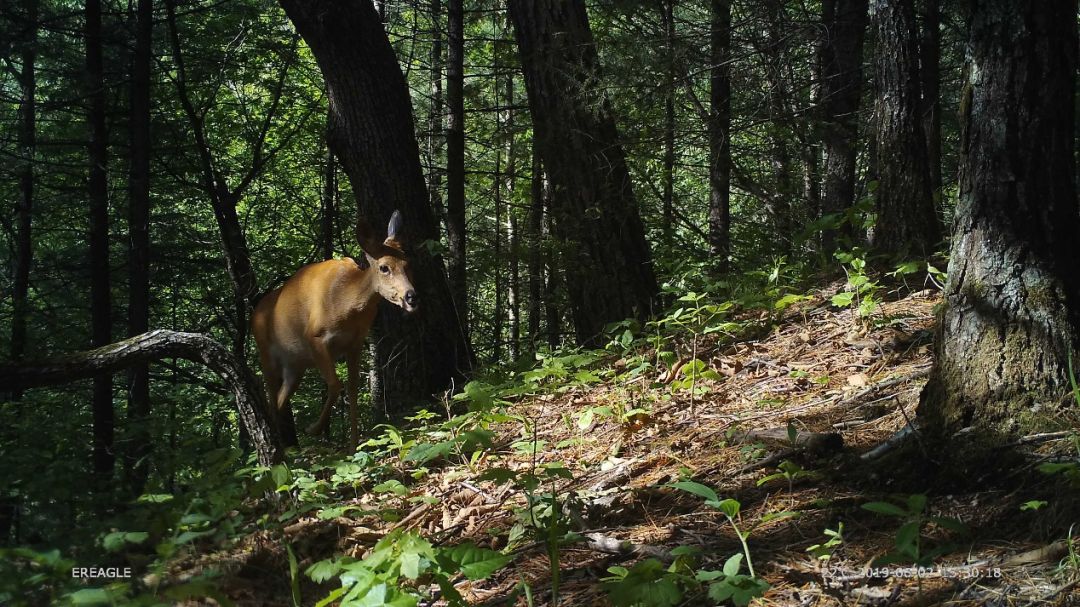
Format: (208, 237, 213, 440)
(125, 0, 153, 494)
(11, 0, 37, 377)
(0, 331, 284, 467)
(445, 0, 467, 339)
(818, 0, 868, 252)
(278, 0, 473, 407)
(508, 0, 658, 346)
(870, 0, 939, 257)
(917, 0, 1079, 448)
(708, 0, 731, 273)
(86, 0, 114, 482)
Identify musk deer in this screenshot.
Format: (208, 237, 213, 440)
(251, 211, 417, 448)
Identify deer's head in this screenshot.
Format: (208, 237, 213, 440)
(357, 210, 418, 313)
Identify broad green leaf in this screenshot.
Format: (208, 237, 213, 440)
(862, 501, 907, 517)
(831, 292, 855, 307)
(442, 542, 512, 580)
(723, 552, 744, 577)
(669, 481, 720, 504)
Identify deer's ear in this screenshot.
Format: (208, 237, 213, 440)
(356, 216, 383, 258)
(386, 210, 403, 241)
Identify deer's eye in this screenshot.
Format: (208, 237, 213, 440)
(379, 265, 390, 274)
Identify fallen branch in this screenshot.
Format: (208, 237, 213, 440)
(583, 532, 673, 562)
(860, 423, 917, 460)
(0, 329, 283, 466)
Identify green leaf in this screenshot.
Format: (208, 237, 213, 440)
(314, 587, 347, 607)
(373, 480, 408, 495)
(906, 494, 927, 513)
(669, 481, 720, 504)
(602, 559, 682, 607)
(723, 552, 744, 577)
(717, 498, 741, 519)
(458, 429, 495, 450)
(929, 516, 968, 534)
(895, 521, 920, 554)
(476, 467, 518, 485)
(306, 558, 345, 583)
(404, 441, 454, 464)
(102, 531, 149, 552)
(577, 408, 595, 430)
(271, 464, 292, 487)
(862, 501, 907, 517)
(441, 542, 512, 580)
(831, 292, 855, 307)
(67, 588, 112, 605)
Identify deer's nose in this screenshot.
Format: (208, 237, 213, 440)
(404, 290, 418, 307)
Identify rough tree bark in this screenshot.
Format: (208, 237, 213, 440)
(508, 0, 658, 346)
(918, 0, 1079, 449)
(445, 0, 468, 339)
(870, 0, 939, 257)
(278, 0, 473, 407)
(86, 0, 113, 481)
(126, 0, 153, 493)
(708, 0, 731, 273)
(0, 331, 284, 467)
(818, 0, 868, 252)
(320, 116, 337, 261)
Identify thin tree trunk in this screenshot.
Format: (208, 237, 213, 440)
(919, 0, 941, 202)
(427, 0, 444, 227)
(708, 0, 731, 272)
(11, 0, 37, 376)
(126, 0, 153, 494)
(492, 108, 503, 363)
(0, 331, 284, 467)
(542, 172, 560, 349)
(446, 0, 467, 337)
(508, 0, 658, 346)
(661, 0, 676, 244)
(279, 0, 473, 407)
(871, 0, 939, 257)
(764, 0, 793, 255)
(819, 0, 869, 252)
(526, 151, 543, 347)
(505, 68, 519, 360)
(918, 0, 1078, 453)
(87, 0, 114, 482)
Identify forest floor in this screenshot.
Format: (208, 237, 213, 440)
(170, 283, 1080, 607)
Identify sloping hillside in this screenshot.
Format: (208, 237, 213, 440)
(168, 285, 1079, 606)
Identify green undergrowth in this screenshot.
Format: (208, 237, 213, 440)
(2, 255, 974, 606)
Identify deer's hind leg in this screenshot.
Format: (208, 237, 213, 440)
(306, 340, 343, 439)
(264, 364, 302, 447)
